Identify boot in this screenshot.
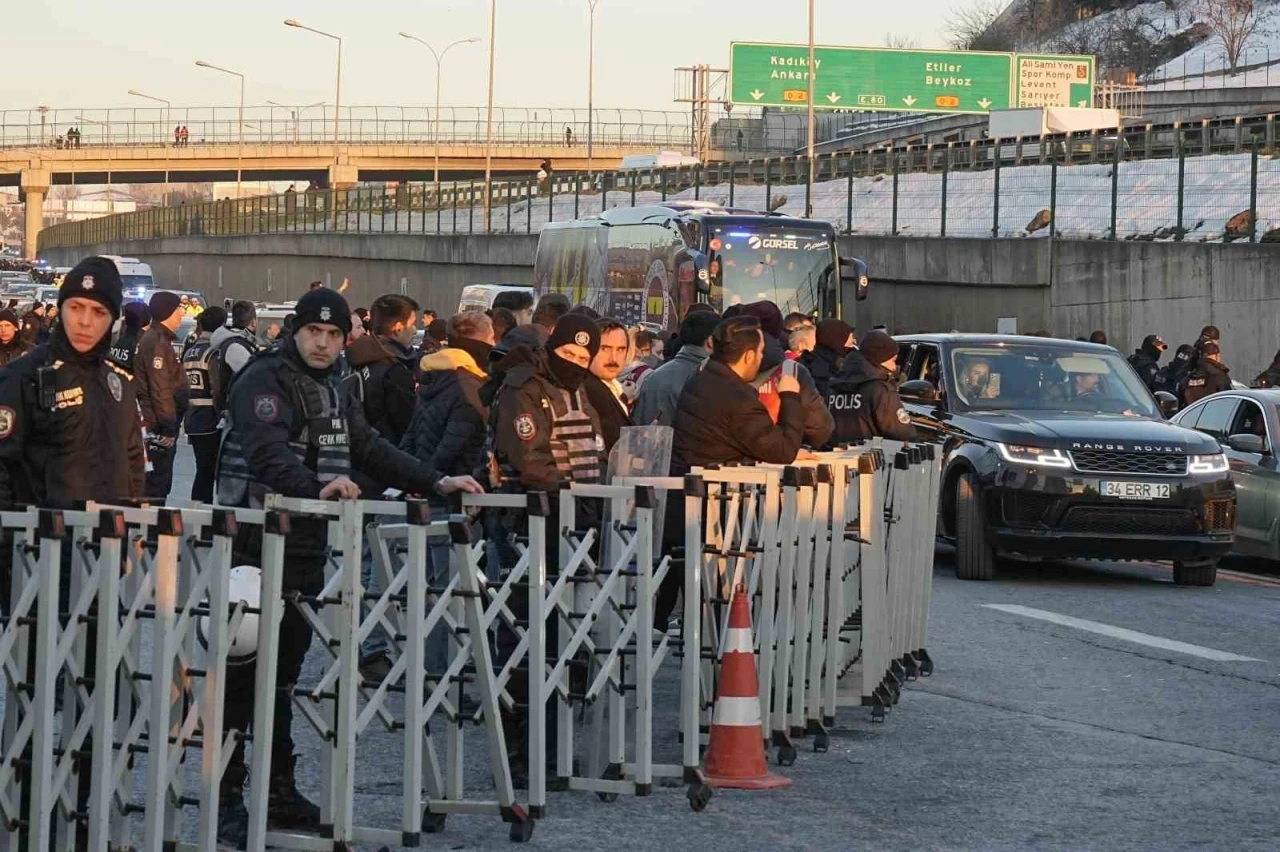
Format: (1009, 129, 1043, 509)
(267, 755, 322, 832)
(216, 784, 249, 850)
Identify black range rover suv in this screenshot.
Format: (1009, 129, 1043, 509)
(895, 335, 1235, 586)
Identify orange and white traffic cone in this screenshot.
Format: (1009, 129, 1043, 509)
(702, 583, 791, 790)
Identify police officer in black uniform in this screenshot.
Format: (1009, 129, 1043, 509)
(181, 306, 226, 503)
(135, 292, 190, 500)
(489, 312, 605, 782)
(825, 329, 919, 444)
(0, 256, 145, 510)
(1182, 340, 1232, 405)
(0, 258, 145, 845)
(109, 301, 150, 374)
(1128, 334, 1167, 393)
(212, 287, 482, 847)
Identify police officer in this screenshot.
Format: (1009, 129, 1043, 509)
(180, 306, 226, 504)
(490, 312, 605, 783)
(136, 292, 190, 500)
(492, 312, 605, 491)
(209, 299, 260, 410)
(109, 302, 150, 374)
(213, 287, 481, 847)
(0, 308, 29, 368)
(825, 329, 918, 444)
(1182, 341, 1232, 405)
(1128, 334, 1167, 393)
(0, 256, 145, 508)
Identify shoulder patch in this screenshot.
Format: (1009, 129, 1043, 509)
(514, 413, 537, 441)
(153, 357, 165, 370)
(254, 394, 281, 423)
(106, 372, 123, 402)
(0, 406, 14, 440)
(896, 408, 912, 425)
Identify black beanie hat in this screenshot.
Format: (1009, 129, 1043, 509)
(0, 309, 18, 328)
(199, 306, 227, 332)
(59, 256, 123, 320)
(291, 287, 352, 336)
(546, 313, 601, 359)
(123, 301, 152, 330)
(148, 291, 183, 324)
(859, 329, 899, 365)
(815, 318, 855, 352)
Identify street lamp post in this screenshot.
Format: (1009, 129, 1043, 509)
(285, 20, 343, 159)
(399, 33, 480, 203)
(267, 100, 325, 143)
(195, 60, 245, 198)
(483, 0, 497, 232)
(806, 0, 816, 218)
(587, 0, 600, 178)
(128, 89, 171, 206)
(36, 105, 49, 147)
(74, 116, 113, 213)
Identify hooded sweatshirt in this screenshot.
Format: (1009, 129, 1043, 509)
(400, 347, 491, 504)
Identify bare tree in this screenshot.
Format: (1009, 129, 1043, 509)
(945, 0, 1017, 50)
(884, 32, 920, 49)
(1196, 0, 1274, 71)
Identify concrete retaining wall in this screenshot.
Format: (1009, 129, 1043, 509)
(45, 231, 1280, 379)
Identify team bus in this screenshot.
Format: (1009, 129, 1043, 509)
(533, 201, 868, 328)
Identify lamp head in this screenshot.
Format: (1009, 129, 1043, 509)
(284, 19, 301, 27)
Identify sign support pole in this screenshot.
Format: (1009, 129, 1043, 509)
(806, 0, 816, 218)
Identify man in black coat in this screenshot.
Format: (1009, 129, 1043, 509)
(1182, 341, 1232, 405)
(1128, 334, 1167, 393)
(0, 309, 29, 368)
(826, 329, 918, 444)
(0, 256, 145, 510)
(582, 317, 633, 456)
(801, 318, 855, 400)
(662, 315, 807, 628)
(344, 293, 419, 450)
(213, 288, 482, 847)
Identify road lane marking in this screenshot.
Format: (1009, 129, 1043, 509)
(981, 604, 1265, 662)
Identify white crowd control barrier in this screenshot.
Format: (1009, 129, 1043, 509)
(0, 439, 940, 850)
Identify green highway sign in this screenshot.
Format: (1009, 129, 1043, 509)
(729, 42, 1094, 115)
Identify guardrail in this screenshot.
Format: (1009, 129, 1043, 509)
(37, 114, 1280, 248)
(1, 105, 695, 150)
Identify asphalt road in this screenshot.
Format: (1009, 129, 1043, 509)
(160, 450, 1280, 850)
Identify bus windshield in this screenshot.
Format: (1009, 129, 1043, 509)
(711, 226, 835, 315)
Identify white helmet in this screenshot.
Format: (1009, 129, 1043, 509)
(196, 565, 262, 666)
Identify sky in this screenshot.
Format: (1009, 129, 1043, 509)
(2, 0, 962, 116)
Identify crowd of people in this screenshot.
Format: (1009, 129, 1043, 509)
(1125, 325, 1249, 406)
(4, 251, 1273, 845)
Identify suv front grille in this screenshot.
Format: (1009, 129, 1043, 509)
(1069, 451, 1188, 476)
(1060, 506, 1199, 536)
(1002, 492, 1060, 527)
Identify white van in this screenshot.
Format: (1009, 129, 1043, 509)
(457, 284, 536, 313)
(99, 255, 156, 293)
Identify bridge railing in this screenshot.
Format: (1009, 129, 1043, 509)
(2, 105, 698, 150)
(36, 115, 1280, 249)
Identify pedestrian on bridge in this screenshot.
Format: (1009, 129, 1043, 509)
(565, 126, 573, 146)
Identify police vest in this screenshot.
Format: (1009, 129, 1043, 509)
(181, 337, 220, 435)
(217, 365, 353, 508)
(547, 386, 602, 483)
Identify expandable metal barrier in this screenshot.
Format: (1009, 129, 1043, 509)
(0, 439, 939, 850)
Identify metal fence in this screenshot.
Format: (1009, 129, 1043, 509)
(1143, 45, 1280, 91)
(37, 116, 1280, 250)
(2, 105, 697, 150)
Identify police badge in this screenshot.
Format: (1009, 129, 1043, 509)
(254, 394, 281, 423)
(107, 372, 123, 402)
(153, 357, 164, 370)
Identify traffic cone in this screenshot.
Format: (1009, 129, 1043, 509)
(702, 583, 791, 790)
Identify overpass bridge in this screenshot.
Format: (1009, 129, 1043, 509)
(1, 104, 697, 253)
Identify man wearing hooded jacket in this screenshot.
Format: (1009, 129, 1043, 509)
(826, 329, 919, 444)
(1128, 334, 1168, 394)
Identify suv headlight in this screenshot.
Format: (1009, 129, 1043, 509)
(996, 443, 1072, 468)
(1188, 453, 1228, 474)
